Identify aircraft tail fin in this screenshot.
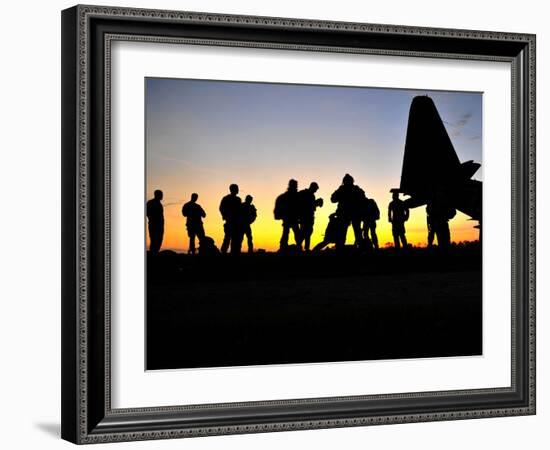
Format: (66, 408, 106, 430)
(400, 96, 463, 196)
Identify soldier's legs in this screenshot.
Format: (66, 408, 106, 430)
(392, 223, 400, 249)
(360, 221, 372, 249)
(363, 231, 372, 250)
(362, 223, 369, 242)
(437, 222, 451, 248)
(244, 226, 253, 253)
(188, 229, 197, 254)
(361, 222, 368, 246)
(221, 222, 231, 254)
(149, 224, 163, 254)
(370, 224, 378, 249)
(434, 229, 440, 247)
(400, 232, 408, 248)
(393, 231, 400, 249)
(291, 222, 302, 248)
(428, 227, 435, 247)
(230, 226, 244, 255)
(351, 219, 363, 248)
(197, 224, 205, 242)
(336, 222, 350, 249)
(158, 230, 164, 253)
(230, 230, 243, 255)
(280, 223, 290, 249)
(301, 221, 313, 251)
(393, 222, 406, 249)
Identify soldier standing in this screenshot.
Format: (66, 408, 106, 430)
(426, 205, 435, 247)
(388, 190, 409, 249)
(426, 192, 456, 249)
(330, 174, 365, 249)
(241, 195, 257, 253)
(219, 184, 242, 254)
(298, 182, 323, 252)
(146, 189, 164, 255)
(181, 193, 206, 254)
(274, 179, 302, 251)
(362, 196, 380, 249)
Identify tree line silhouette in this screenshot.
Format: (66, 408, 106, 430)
(146, 174, 458, 256)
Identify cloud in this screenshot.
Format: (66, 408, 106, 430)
(445, 112, 474, 138)
(455, 112, 473, 128)
(164, 201, 184, 207)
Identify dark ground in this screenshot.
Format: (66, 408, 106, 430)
(146, 244, 482, 370)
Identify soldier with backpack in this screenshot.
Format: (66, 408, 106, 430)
(362, 196, 380, 249)
(241, 195, 257, 253)
(274, 179, 302, 251)
(330, 174, 365, 249)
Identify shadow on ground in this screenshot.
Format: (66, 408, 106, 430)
(35, 423, 60, 438)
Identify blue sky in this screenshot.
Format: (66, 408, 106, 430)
(145, 77, 482, 250)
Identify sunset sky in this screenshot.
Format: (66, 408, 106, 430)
(145, 78, 482, 252)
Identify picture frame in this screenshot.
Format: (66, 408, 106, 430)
(61, 4, 536, 444)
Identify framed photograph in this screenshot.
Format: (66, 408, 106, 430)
(61, 4, 536, 444)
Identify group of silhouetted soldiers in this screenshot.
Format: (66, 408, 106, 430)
(146, 185, 258, 255)
(273, 179, 324, 252)
(308, 174, 411, 251)
(272, 174, 381, 252)
(146, 174, 457, 255)
(218, 184, 257, 254)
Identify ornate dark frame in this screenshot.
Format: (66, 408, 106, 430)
(61, 4, 536, 444)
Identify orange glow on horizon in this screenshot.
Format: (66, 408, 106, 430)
(144, 80, 482, 253)
(146, 184, 480, 253)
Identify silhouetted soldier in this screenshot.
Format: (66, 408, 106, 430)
(362, 196, 380, 249)
(219, 184, 242, 254)
(146, 189, 164, 255)
(426, 192, 456, 249)
(330, 174, 365, 249)
(274, 179, 302, 251)
(241, 195, 257, 253)
(313, 213, 345, 252)
(198, 236, 220, 256)
(181, 193, 206, 255)
(298, 182, 324, 251)
(388, 190, 409, 249)
(426, 205, 435, 247)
